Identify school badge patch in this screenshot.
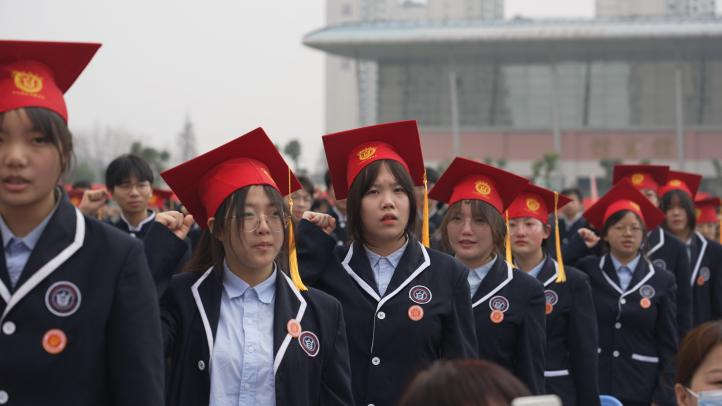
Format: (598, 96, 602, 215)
(45, 281, 82, 317)
(698, 267, 711, 286)
(544, 290, 558, 315)
(652, 259, 667, 270)
(298, 331, 320, 357)
(639, 284, 656, 299)
(489, 295, 510, 324)
(408, 285, 432, 304)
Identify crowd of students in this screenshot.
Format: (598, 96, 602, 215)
(2, 39, 722, 406)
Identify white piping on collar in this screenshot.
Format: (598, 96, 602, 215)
(341, 244, 381, 302)
(543, 260, 560, 287)
(0, 208, 85, 322)
(273, 272, 308, 374)
(191, 266, 215, 367)
(689, 231, 708, 287)
(647, 228, 664, 257)
(599, 256, 655, 297)
(472, 261, 514, 308)
(120, 210, 156, 233)
(375, 241, 430, 311)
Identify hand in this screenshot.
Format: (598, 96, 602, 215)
(155, 210, 194, 240)
(577, 227, 600, 248)
(302, 211, 336, 235)
(79, 188, 109, 217)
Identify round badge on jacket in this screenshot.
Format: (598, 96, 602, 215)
(45, 281, 82, 317)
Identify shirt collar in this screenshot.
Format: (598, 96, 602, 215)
(222, 260, 277, 304)
(471, 256, 498, 281)
(120, 210, 156, 232)
(527, 256, 547, 279)
(364, 238, 409, 269)
(610, 254, 641, 272)
(0, 191, 61, 249)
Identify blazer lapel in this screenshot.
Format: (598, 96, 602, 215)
(342, 241, 381, 301)
(273, 271, 307, 374)
(472, 258, 513, 308)
(191, 265, 223, 363)
(537, 256, 558, 287)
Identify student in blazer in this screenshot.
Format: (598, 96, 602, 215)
(429, 157, 547, 395)
(0, 40, 163, 405)
(155, 128, 354, 406)
(575, 180, 678, 406)
(298, 121, 478, 406)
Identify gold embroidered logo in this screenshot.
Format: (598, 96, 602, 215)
(357, 146, 376, 161)
(474, 180, 491, 196)
(526, 198, 540, 212)
(669, 180, 682, 187)
(631, 173, 644, 185)
(13, 70, 43, 94)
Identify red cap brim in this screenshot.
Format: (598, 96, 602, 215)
(659, 170, 702, 199)
(508, 184, 572, 224)
(612, 164, 669, 192)
(584, 179, 665, 230)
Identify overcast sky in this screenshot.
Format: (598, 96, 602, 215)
(1, 0, 718, 171)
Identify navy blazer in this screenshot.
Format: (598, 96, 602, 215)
(688, 231, 722, 326)
(160, 262, 354, 406)
(471, 257, 546, 395)
(297, 220, 478, 406)
(0, 196, 164, 405)
(577, 254, 678, 406)
(535, 257, 599, 406)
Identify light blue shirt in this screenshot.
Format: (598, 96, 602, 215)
(365, 239, 408, 297)
(527, 257, 547, 280)
(468, 256, 498, 299)
(611, 254, 641, 292)
(0, 199, 58, 288)
(210, 262, 276, 406)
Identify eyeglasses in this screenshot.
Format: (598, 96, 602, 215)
(116, 181, 152, 192)
(609, 224, 643, 234)
(235, 211, 288, 233)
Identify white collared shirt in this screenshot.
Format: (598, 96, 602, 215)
(468, 256, 498, 298)
(364, 240, 408, 297)
(610, 254, 641, 292)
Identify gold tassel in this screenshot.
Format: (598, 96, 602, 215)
(718, 217, 722, 245)
(505, 210, 513, 265)
(554, 192, 567, 283)
(422, 170, 430, 248)
(288, 168, 308, 291)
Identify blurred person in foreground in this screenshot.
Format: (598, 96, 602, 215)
(674, 320, 722, 406)
(398, 359, 531, 406)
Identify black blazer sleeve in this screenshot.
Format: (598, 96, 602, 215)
(711, 244, 722, 320)
(652, 274, 679, 406)
(568, 273, 600, 405)
(562, 231, 598, 267)
(669, 240, 693, 338)
(320, 299, 355, 405)
(297, 219, 338, 285)
(515, 279, 546, 395)
(441, 263, 479, 359)
(144, 222, 192, 297)
(159, 276, 184, 357)
(107, 240, 165, 405)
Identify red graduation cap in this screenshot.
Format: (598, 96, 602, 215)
(508, 183, 571, 224)
(429, 157, 529, 214)
(322, 120, 425, 200)
(161, 128, 301, 229)
(695, 193, 720, 224)
(612, 164, 669, 192)
(0, 40, 101, 122)
(149, 188, 174, 209)
(658, 170, 702, 199)
(584, 179, 665, 231)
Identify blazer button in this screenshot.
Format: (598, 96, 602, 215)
(614, 322, 622, 329)
(377, 312, 386, 320)
(620, 298, 626, 305)
(2, 321, 15, 336)
(613, 350, 620, 358)
(198, 360, 206, 371)
(0, 390, 8, 404)
(371, 357, 381, 366)
(597, 348, 602, 354)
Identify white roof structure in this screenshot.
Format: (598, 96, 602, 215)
(303, 17, 722, 62)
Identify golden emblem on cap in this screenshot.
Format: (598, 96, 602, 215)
(631, 173, 644, 185)
(474, 180, 491, 196)
(526, 197, 540, 212)
(629, 202, 641, 211)
(12, 70, 43, 94)
(357, 146, 376, 161)
(669, 179, 682, 187)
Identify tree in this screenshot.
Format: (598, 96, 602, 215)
(177, 115, 197, 162)
(284, 139, 302, 170)
(131, 141, 171, 176)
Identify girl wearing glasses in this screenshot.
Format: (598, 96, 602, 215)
(298, 121, 478, 406)
(575, 180, 678, 406)
(151, 128, 353, 406)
